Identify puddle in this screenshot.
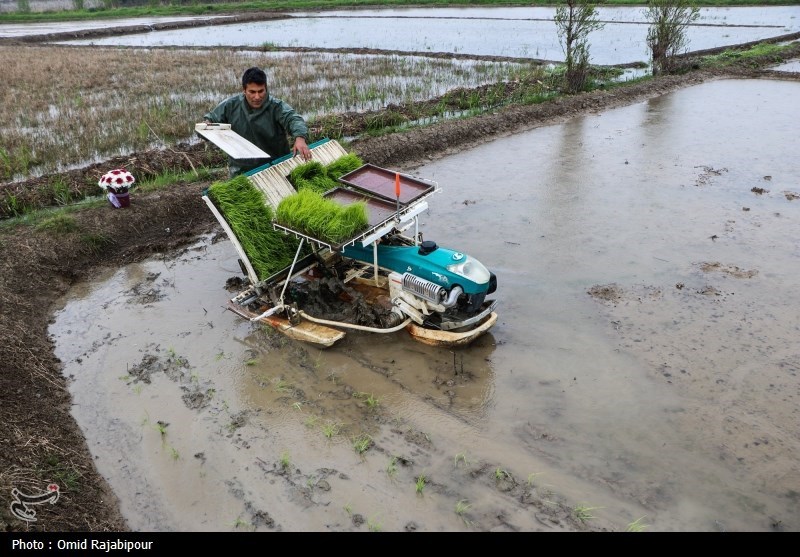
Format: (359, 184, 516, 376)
(51, 78, 800, 532)
(51, 7, 800, 66)
(771, 59, 800, 72)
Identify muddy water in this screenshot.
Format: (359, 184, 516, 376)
(51, 77, 800, 532)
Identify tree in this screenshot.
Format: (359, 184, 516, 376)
(645, 0, 701, 76)
(554, 0, 605, 94)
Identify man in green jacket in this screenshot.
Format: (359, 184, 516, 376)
(204, 67, 312, 177)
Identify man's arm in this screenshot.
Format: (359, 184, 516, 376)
(274, 99, 311, 161)
(203, 96, 233, 124)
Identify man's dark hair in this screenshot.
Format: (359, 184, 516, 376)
(242, 67, 267, 88)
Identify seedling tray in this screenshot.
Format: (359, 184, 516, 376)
(338, 164, 435, 205)
(324, 187, 398, 227)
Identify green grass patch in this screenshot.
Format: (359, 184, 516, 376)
(35, 213, 78, 234)
(79, 231, 114, 255)
(38, 453, 82, 492)
(700, 41, 792, 68)
(138, 167, 214, 193)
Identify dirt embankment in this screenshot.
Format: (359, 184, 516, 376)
(1, 43, 799, 532)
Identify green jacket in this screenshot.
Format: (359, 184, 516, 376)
(203, 93, 309, 176)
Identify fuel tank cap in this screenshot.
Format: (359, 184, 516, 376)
(418, 240, 438, 255)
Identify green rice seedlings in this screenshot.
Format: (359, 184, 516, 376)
(415, 474, 427, 494)
(289, 160, 332, 194)
(574, 504, 602, 523)
(276, 189, 368, 244)
(325, 153, 363, 180)
(455, 499, 471, 516)
(289, 153, 364, 194)
(353, 433, 373, 454)
(333, 202, 369, 239)
(208, 175, 302, 279)
(626, 516, 649, 532)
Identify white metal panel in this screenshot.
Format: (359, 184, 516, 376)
(201, 194, 259, 285)
(195, 122, 271, 160)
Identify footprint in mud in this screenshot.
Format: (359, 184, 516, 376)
(693, 165, 728, 187)
(123, 272, 170, 305)
(699, 261, 758, 279)
(587, 284, 623, 303)
(587, 283, 662, 304)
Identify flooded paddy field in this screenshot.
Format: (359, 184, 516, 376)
(47, 6, 800, 65)
(49, 76, 800, 532)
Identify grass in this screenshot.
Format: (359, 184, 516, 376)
(352, 433, 373, 454)
(415, 474, 427, 494)
(38, 453, 82, 492)
(154, 420, 168, 438)
(367, 517, 382, 532)
(574, 504, 603, 523)
(455, 499, 471, 515)
(2, 27, 792, 219)
(0, 1, 788, 26)
(454, 452, 469, 468)
(34, 213, 78, 233)
(700, 41, 791, 68)
(494, 467, 511, 481)
(279, 451, 291, 471)
(49, 177, 75, 206)
(232, 516, 252, 530)
(287, 154, 363, 195)
(321, 421, 342, 439)
(527, 472, 543, 487)
(455, 498, 474, 527)
(273, 378, 292, 393)
(79, 232, 114, 255)
(626, 516, 649, 532)
(355, 392, 381, 409)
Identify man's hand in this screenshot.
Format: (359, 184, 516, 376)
(293, 137, 312, 161)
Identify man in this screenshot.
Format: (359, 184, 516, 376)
(204, 67, 312, 177)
